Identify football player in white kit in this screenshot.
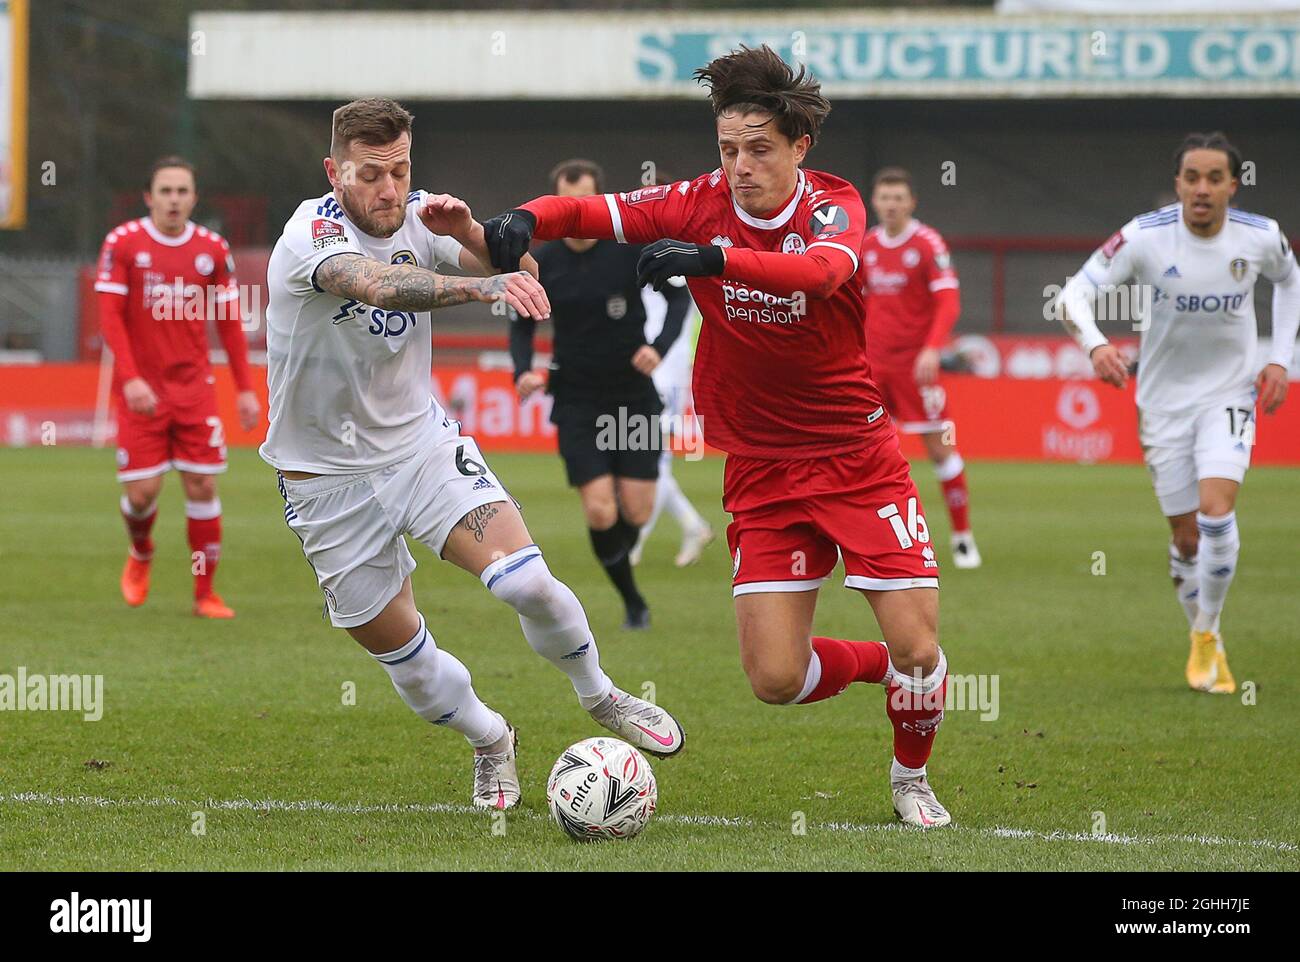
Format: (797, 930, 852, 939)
(1058, 132, 1300, 693)
(262, 99, 684, 810)
(630, 281, 716, 568)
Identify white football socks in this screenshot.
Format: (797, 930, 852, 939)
(891, 758, 928, 781)
(482, 546, 613, 709)
(1193, 512, 1240, 634)
(639, 451, 672, 542)
(642, 450, 708, 542)
(372, 614, 504, 748)
(664, 473, 707, 535)
(1168, 544, 1200, 628)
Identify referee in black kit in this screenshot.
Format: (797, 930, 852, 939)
(511, 159, 693, 630)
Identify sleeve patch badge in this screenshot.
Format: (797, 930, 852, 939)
(312, 218, 349, 251)
(1100, 230, 1127, 261)
(809, 204, 850, 239)
(624, 184, 671, 205)
(312, 218, 345, 240)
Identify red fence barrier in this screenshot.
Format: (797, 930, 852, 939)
(5, 363, 1300, 466)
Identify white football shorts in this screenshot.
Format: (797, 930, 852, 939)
(278, 434, 511, 628)
(1139, 390, 1255, 517)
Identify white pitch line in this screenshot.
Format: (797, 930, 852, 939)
(2, 792, 1295, 853)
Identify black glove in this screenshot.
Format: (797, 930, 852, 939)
(482, 209, 537, 273)
(636, 239, 724, 292)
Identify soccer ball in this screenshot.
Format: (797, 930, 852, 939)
(546, 736, 657, 841)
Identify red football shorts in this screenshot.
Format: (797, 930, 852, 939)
(723, 429, 940, 597)
(873, 366, 950, 435)
(115, 403, 227, 482)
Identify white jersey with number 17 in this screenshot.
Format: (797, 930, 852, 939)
(1073, 204, 1296, 417)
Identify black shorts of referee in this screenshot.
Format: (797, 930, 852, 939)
(550, 379, 664, 488)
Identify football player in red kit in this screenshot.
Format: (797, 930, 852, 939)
(94, 156, 260, 618)
(482, 46, 953, 826)
(864, 168, 980, 568)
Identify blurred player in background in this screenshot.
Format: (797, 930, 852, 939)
(95, 156, 259, 618)
(630, 172, 717, 570)
(512, 160, 690, 629)
(1058, 132, 1299, 693)
(485, 47, 955, 827)
(865, 168, 979, 568)
(263, 101, 684, 811)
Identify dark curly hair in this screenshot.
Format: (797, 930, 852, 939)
(694, 45, 831, 147)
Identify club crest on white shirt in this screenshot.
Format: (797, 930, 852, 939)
(1230, 257, 1247, 281)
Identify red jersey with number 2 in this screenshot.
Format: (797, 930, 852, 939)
(94, 218, 245, 418)
(862, 220, 960, 372)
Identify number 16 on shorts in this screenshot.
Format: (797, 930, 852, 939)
(878, 497, 930, 549)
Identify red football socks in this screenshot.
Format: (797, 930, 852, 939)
(186, 500, 223, 600)
(886, 670, 948, 770)
(795, 636, 948, 771)
(936, 454, 971, 535)
(797, 636, 890, 703)
(120, 495, 157, 561)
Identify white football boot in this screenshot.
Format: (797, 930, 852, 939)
(471, 719, 520, 811)
(892, 773, 952, 828)
(589, 687, 685, 757)
(674, 524, 716, 568)
(950, 531, 982, 569)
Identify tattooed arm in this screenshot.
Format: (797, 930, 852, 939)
(314, 253, 550, 318)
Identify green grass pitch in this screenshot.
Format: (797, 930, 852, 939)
(1, 447, 1296, 870)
